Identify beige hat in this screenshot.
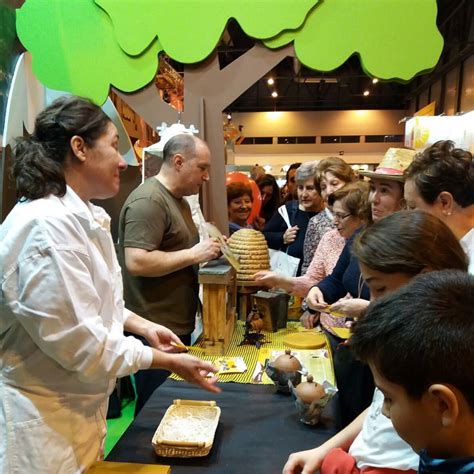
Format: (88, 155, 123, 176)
(360, 148, 416, 181)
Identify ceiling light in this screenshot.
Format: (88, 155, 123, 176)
(294, 77, 338, 84)
(227, 113, 232, 120)
(267, 78, 274, 85)
(372, 78, 379, 84)
(271, 91, 278, 98)
(268, 111, 282, 120)
(363, 90, 370, 96)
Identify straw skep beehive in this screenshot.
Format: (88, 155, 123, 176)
(228, 229, 270, 281)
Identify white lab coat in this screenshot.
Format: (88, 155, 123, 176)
(0, 187, 152, 473)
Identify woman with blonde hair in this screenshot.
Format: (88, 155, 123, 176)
(302, 157, 357, 273)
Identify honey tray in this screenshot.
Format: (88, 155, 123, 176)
(152, 399, 220, 458)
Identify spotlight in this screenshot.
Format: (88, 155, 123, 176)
(267, 78, 274, 85)
(363, 90, 370, 96)
(271, 91, 278, 98)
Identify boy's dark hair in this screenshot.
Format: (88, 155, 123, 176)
(350, 270, 474, 410)
(404, 140, 474, 207)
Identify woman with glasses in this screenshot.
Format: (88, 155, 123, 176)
(255, 182, 370, 336)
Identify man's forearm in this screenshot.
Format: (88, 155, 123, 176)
(125, 247, 196, 277)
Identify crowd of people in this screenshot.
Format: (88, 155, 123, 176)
(0, 95, 473, 473)
(229, 135, 474, 473)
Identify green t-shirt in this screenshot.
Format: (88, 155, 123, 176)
(118, 178, 199, 335)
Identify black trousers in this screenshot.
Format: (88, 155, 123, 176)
(133, 333, 192, 416)
(325, 330, 375, 429)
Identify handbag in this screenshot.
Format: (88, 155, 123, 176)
(269, 204, 300, 277)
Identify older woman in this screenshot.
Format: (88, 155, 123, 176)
(254, 182, 370, 323)
(227, 181, 255, 235)
(404, 140, 474, 273)
(263, 161, 324, 276)
(302, 157, 357, 273)
(0, 96, 219, 473)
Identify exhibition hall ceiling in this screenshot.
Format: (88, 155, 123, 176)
(199, 0, 471, 112)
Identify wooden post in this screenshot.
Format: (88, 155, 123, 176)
(198, 261, 236, 355)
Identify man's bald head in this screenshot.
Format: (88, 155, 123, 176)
(163, 134, 208, 163)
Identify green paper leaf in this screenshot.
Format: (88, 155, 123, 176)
(16, 0, 161, 104)
(96, 0, 318, 63)
(267, 0, 443, 81)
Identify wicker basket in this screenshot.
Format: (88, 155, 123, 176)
(152, 399, 220, 458)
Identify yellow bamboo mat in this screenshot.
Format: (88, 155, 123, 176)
(170, 322, 335, 386)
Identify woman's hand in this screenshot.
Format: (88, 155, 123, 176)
(306, 286, 328, 312)
(254, 270, 283, 288)
(283, 225, 299, 245)
(253, 216, 266, 231)
(300, 310, 319, 330)
(144, 323, 183, 352)
(163, 353, 221, 394)
(330, 298, 369, 319)
(282, 446, 326, 474)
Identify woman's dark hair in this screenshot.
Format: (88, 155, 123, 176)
(226, 182, 253, 205)
(327, 181, 371, 223)
(404, 140, 474, 207)
(353, 209, 468, 275)
(256, 173, 280, 222)
(13, 95, 112, 200)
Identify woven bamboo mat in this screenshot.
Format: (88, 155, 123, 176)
(170, 322, 335, 386)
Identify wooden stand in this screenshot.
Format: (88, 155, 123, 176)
(236, 280, 266, 321)
(198, 261, 237, 355)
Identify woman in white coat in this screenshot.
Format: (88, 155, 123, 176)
(0, 96, 220, 473)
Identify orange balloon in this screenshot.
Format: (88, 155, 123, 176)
(247, 179, 262, 224)
(225, 172, 262, 225)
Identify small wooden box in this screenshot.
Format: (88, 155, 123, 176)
(252, 290, 289, 332)
(198, 260, 237, 355)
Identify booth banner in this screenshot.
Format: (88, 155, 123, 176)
(405, 112, 474, 152)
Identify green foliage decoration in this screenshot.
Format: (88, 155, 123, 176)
(16, 0, 444, 103)
(95, 0, 319, 63)
(264, 0, 443, 80)
(16, 0, 161, 105)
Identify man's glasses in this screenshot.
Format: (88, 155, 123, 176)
(333, 212, 351, 221)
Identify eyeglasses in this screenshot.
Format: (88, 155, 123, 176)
(333, 212, 352, 221)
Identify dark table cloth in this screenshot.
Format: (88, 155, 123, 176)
(107, 379, 337, 473)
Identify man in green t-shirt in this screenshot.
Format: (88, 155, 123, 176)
(118, 134, 221, 413)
